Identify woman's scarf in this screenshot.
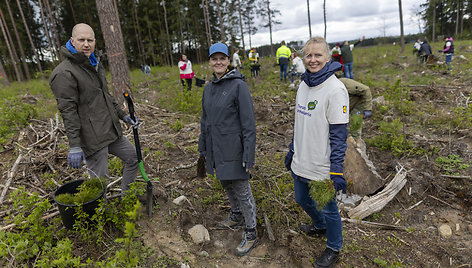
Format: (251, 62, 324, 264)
(66, 39, 98, 66)
(301, 60, 342, 87)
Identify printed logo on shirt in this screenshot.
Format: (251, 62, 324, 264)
(343, 106, 347, 114)
(308, 100, 318, 110)
(296, 103, 311, 117)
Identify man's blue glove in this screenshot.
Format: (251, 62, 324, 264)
(363, 110, 372, 119)
(124, 115, 140, 129)
(242, 162, 254, 172)
(438, 50, 443, 53)
(331, 174, 347, 193)
(68, 147, 85, 169)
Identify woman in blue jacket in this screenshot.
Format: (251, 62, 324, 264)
(198, 43, 257, 256)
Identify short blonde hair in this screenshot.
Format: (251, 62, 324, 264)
(302, 37, 330, 57)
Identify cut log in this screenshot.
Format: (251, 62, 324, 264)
(348, 167, 407, 220)
(344, 136, 384, 195)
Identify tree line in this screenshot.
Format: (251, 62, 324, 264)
(0, 0, 471, 83)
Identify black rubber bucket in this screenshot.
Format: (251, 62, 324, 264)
(53, 179, 105, 229)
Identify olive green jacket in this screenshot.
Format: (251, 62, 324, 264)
(339, 78, 372, 113)
(50, 46, 126, 157)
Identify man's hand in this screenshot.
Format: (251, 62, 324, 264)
(68, 147, 85, 169)
(124, 115, 140, 129)
(363, 110, 372, 119)
(330, 174, 347, 193)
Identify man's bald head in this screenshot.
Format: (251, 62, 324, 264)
(70, 23, 95, 57)
(72, 23, 95, 39)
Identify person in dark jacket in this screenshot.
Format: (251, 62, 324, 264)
(340, 36, 364, 79)
(49, 23, 139, 193)
(198, 42, 257, 256)
(419, 39, 432, 64)
(285, 37, 348, 268)
(439, 36, 454, 71)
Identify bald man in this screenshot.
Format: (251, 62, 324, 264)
(49, 23, 139, 193)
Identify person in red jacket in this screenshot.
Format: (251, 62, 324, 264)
(178, 54, 195, 90)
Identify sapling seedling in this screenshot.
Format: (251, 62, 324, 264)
(308, 179, 335, 211)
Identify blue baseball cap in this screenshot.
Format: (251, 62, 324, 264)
(209, 43, 229, 57)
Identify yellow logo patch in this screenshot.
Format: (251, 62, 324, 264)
(343, 106, 347, 114)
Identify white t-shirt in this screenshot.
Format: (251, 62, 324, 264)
(291, 75, 349, 181)
(233, 52, 241, 67)
(292, 57, 305, 73)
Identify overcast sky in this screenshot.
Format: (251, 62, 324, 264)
(245, 0, 426, 48)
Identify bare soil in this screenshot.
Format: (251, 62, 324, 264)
(1, 68, 472, 267)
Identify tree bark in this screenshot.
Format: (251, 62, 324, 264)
(307, 0, 312, 38)
(455, 0, 459, 36)
(432, 0, 436, 42)
(0, 7, 22, 81)
(0, 59, 9, 85)
(45, 0, 61, 58)
(162, 0, 173, 66)
(67, 0, 77, 25)
(96, 0, 131, 102)
(215, 0, 226, 42)
(266, 0, 273, 54)
(5, 0, 30, 80)
(237, 0, 246, 56)
(132, 0, 145, 65)
(16, 0, 43, 77)
(398, 0, 405, 53)
(38, 0, 57, 65)
(204, 0, 212, 43)
(323, 0, 326, 39)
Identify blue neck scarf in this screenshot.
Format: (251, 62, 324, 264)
(302, 60, 342, 87)
(66, 39, 98, 66)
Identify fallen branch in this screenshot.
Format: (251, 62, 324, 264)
(440, 174, 471, 180)
(348, 167, 407, 220)
(428, 194, 461, 210)
(164, 160, 197, 173)
(406, 199, 424, 210)
(0, 211, 59, 231)
(0, 154, 23, 205)
(341, 217, 408, 231)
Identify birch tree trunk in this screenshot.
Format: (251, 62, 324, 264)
(16, 0, 43, 77)
(0, 8, 22, 81)
(96, 0, 131, 101)
(5, 0, 30, 80)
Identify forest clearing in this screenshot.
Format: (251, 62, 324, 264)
(0, 39, 471, 267)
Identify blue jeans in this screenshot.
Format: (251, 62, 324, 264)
(445, 54, 453, 70)
(344, 62, 353, 79)
(280, 64, 288, 81)
(292, 172, 343, 251)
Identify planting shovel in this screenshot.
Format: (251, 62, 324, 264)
(123, 92, 153, 217)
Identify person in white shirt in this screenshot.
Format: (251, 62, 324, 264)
(284, 36, 348, 268)
(232, 48, 242, 71)
(288, 52, 305, 83)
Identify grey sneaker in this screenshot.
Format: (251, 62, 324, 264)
(234, 231, 258, 256)
(215, 213, 244, 230)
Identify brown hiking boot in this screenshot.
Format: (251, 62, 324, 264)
(234, 231, 258, 256)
